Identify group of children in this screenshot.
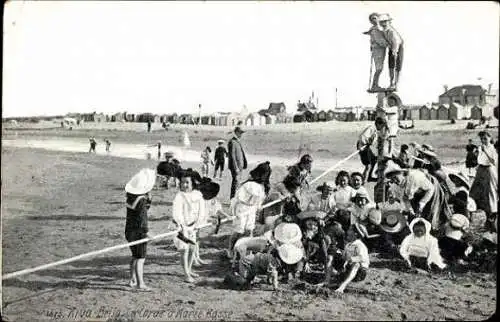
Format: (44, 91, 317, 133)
(123, 134, 497, 294)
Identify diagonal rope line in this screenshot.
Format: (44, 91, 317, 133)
(2, 147, 364, 281)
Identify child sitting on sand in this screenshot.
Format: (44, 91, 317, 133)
(200, 146, 214, 177)
(172, 169, 206, 283)
(124, 168, 156, 291)
(333, 225, 370, 293)
(400, 218, 447, 271)
(438, 214, 473, 265)
(348, 190, 377, 226)
(225, 244, 304, 291)
(307, 182, 336, 215)
(227, 162, 271, 259)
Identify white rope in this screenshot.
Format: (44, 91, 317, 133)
(2, 148, 364, 280)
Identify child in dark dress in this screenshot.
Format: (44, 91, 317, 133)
(124, 168, 156, 291)
(438, 214, 473, 265)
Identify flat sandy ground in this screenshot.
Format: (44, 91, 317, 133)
(1, 121, 497, 321)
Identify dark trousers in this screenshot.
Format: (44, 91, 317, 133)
(230, 168, 240, 199)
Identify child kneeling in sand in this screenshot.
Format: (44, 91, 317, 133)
(225, 244, 304, 291)
(400, 218, 446, 271)
(227, 162, 272, 259)
(333, 225, 370, 293)
(125, 168, 156, 291)
(172, 169, 206, 283)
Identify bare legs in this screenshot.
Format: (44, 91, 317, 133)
(335, 263, 361, 293)
(129, 258, 149, 290)
(182, 245, 197, 283)
(371, 69, 382, 90)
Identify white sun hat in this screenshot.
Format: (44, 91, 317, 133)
(125, 168, 157, 195)
(274, 223, 302, 245)
(277, 244, 304, 265)
(378, 13, 392, 21)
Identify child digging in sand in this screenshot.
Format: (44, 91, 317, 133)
(333, 225, 370, 293)
(172, 169, 206, 283)
(125, 168, 156, 291)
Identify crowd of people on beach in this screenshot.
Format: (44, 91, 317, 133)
(122, 121, 497, 293)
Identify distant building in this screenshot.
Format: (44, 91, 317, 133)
(326, 110, 335, 121)
(449, 102, 470, 120)
(437, 104, 449, 120)
(439, 84, 497, 106)
(317, 110, 327, 122)
(400, 105, 421, 120)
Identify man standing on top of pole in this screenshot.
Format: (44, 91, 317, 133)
(363, 13, 389, 92)
(378, 13, 404, 91)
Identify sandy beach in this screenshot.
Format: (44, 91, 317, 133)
(1, 121, 497, 321)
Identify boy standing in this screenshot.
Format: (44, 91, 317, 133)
(214, 140, 228, 180)
(363, 13, 389, 91)
(378, 13, 404, 90)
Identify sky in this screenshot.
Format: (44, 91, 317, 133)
(3, 1, 499, 117)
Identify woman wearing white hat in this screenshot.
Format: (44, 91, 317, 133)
(385, 162, 451, 231)
(125, 168, 156, 291)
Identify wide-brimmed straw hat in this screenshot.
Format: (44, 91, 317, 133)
(296, 210, 327, 221)
(276, 244, 304, 265)
(380, 209, 407, 233)
(316, 181, 335, 193)
(384, 163, 405, 178)
(274, 223, 303, 245)
(378, 13, 392, 21)
(351, 190, 370, 203)
(449, 213, 470, 230)
(449, 172, 471, 190)
(125, 168, 156, 195)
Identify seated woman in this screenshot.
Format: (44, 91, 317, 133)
(297, 211, 337, 285)
(399, 218, 447, 272)
(385, 162, 451, 232)
(333, 171, 355, 211)
(438, 214, 473, 265)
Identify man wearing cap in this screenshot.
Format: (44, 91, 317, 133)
(228, 127, 248, 199)
(378, 13, 404, 90)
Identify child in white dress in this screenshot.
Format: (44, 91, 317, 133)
(172, 170, 206, 283)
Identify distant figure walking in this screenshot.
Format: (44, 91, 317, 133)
(147, 120, 152, 133)
(89, 137, 97, 153)
(228, 127, 248, 199)
(104, 138, 112, 153)
(213, 140, 228, 180)
(465, 139, 479, 177)
(200, 147, 214, 177)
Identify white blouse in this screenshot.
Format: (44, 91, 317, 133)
(172, 190, 205, 229)
(477, 144, 497, 166)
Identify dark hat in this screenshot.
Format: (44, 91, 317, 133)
(234, 126, 245, 134)
(380, 210, 407, 233)
(198, 180, 220, 201)
(176, 168, 203, 184)
(300, 154, 313, 164)
(449, 172, 470, 190)
(478, 131, 491, 138)
(250, 161, 272, 181)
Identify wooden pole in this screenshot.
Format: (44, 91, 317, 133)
(2, 149, 364, 281)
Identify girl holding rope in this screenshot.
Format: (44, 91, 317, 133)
(124, 168, 156, 291)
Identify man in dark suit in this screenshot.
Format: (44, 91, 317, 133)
(228, 126, 248, 199)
